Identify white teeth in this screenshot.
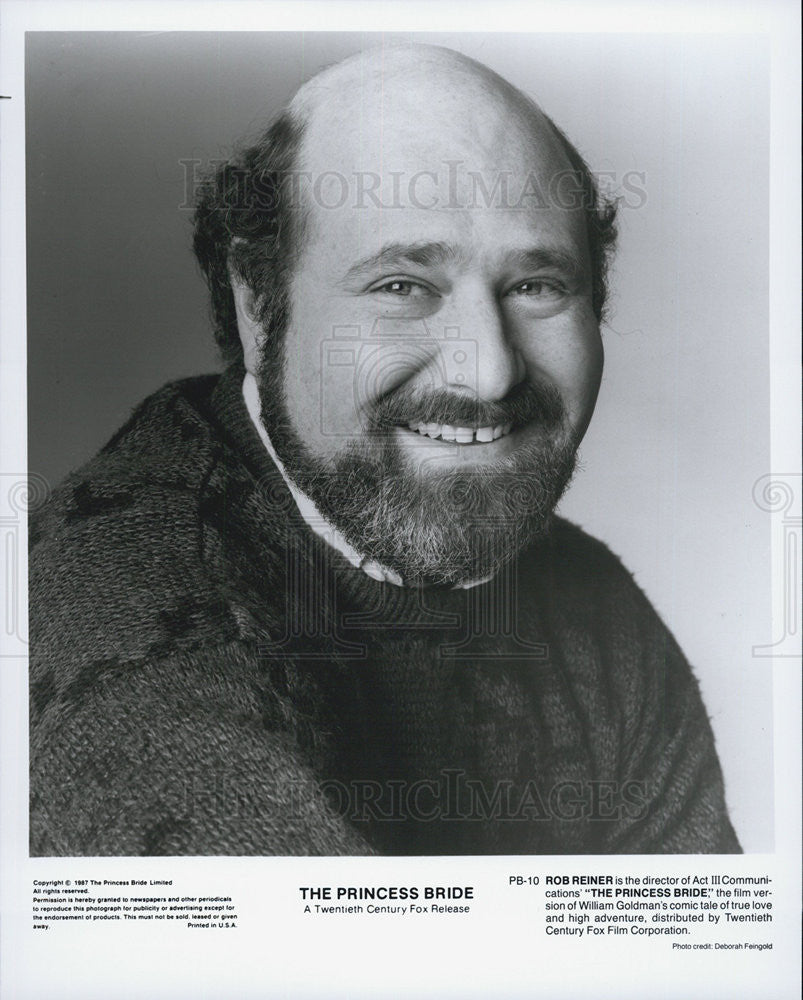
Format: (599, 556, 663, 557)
(406, 422, 514, 442)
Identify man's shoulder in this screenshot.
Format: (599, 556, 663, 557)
(29, 374, 252, 666)
(76, 373, 223, 482)
(31, 374, 226, 562)
(541, 515, 640, 587)
(529, 515, 673, 651)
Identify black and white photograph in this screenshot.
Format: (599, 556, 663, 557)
(24, 29, 770, 857)
(1, 3, 800, 999)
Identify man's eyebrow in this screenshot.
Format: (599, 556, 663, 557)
(506, 246, 587, 279)
(339, 242, 587, 285)
(340, 241, 463, 283)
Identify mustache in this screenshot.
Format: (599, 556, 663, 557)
(369, 379, 567, 430)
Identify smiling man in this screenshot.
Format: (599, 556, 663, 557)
(29, 44, 740, 856)
(228, 48, 603, 591)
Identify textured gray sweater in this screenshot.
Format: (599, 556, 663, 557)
(29, 366, 740, 856)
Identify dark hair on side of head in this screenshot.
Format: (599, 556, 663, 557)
(544, 116, 619, 322)
(192, 111, 306, 363)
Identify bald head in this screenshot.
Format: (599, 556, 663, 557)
(291, 43, 572, 199)
(291, 43, 550, 141)
(193, 43, 617, 362)
(292, 43, 519, 108)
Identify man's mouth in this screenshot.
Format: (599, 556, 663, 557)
(404, 421, 514, 444)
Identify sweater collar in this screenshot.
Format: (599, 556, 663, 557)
(241, 372, 493, 592)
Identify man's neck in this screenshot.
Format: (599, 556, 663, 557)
(242, 372, 404, 586)
(242, 372, 494, 591)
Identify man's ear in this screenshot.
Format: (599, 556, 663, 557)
(229, 272, 263, 376)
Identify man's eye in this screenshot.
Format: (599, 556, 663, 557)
(373, 279, 432, 298)
(509, 279, 564, 297)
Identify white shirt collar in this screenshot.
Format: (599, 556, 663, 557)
(242, 372, 493, 591)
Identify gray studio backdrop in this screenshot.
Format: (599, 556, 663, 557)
(26, 31, 772, 849)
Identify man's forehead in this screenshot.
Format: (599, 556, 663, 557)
(298, 207, 589, 283)
(295, 163, 591, 275)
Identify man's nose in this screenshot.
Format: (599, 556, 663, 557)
(436, 288, 524, 401)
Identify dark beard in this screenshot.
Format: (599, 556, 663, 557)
(257, 354, 577, 586)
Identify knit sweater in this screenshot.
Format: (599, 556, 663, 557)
(29, 366, 740, 856)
